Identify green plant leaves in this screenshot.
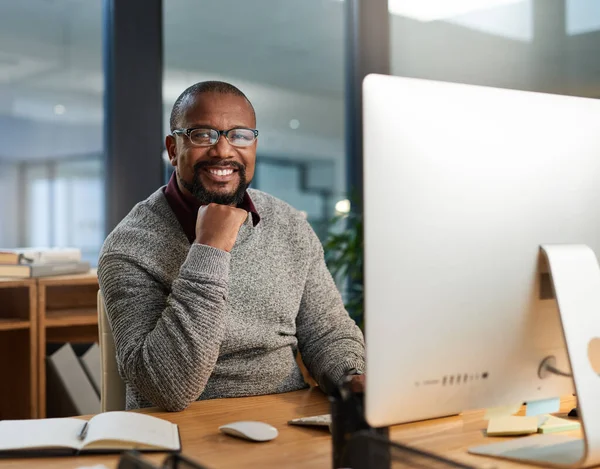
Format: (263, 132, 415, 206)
(324, 209, 364, 329)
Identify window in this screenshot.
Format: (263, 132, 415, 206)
(0, 0, 104, 264)
(390, 0, 600, 99)
(163, 0, 348, 239)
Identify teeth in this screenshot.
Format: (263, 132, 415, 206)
(209, 169, 234, 176)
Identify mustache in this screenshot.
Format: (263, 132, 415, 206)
(193, 160, 245, 172)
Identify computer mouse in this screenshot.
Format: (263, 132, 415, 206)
(218, 421, 279, 442)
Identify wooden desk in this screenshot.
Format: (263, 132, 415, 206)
(0, 390, 579, 469)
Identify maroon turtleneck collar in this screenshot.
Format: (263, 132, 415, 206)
(163, 172, 260, 243)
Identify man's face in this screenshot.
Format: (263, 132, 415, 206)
(166, 92, 257, 206)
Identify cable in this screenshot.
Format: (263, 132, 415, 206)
(545, 364, 572, 378)
(538, 356, 572, 379)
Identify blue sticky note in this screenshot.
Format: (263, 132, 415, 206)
(525, 397, 560, 416)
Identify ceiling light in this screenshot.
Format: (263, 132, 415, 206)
(289, 119, 300, 130)
(389, 0, 524, 21)
(334, 0, 524, 22)
(54, 104, 66, 115)
(335, 199, 351, 215)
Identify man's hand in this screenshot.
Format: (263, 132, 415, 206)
(195, 204, 248, 252)
(349, 374, 365, 393)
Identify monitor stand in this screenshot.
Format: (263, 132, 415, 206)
(469, 244, 600, 468)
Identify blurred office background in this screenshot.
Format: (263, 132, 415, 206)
(0, 0, 599, 266)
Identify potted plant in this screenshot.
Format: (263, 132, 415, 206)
(324, 203, 364, 329)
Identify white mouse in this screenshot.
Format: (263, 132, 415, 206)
(219, 421, 279, 442)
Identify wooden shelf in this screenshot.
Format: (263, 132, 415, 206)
(38, 272, 99, 418)
(37, 269, 98, 286)
(0, 318, 30, 331)
(45, 308, 98, 328)
(0, 279, 37, 420)
(0, 278, 35, 288)
(0, 272, 100, 418)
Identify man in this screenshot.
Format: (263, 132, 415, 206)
(98, 81, 365, 411)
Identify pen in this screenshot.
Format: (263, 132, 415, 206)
(78, 421, 89, 441)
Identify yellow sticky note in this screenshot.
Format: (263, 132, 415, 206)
(487, 416, 539, 436)
(484, 403, 522, 420)
(538, 415, 581, 434)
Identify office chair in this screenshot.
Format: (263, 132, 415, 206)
(97, 290, 127, 412)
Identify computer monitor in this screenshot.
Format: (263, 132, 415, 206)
(363, 74, 600, 429)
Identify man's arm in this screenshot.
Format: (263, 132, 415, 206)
(296, 226, 365, 394)
(99, 203, 248, 411)
(98, 244, 230, 411)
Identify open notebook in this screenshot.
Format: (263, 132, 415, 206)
(0, 411, 181, 456)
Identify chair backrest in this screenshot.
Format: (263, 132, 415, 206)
(97, 290, 126, 412)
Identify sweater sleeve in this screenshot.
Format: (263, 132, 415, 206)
(98, 243, 230, 411)
(295, 227, 365, 394)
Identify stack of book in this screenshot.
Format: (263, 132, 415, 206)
(0, 247, 90, 278)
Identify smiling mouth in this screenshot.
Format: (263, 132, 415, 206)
(202, 166, 239, 182)
(207, 168, 235, 176)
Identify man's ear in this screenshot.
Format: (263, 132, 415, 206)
(166, 135, 177, 167)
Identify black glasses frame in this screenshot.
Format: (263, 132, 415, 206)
(117, 450, 211, 469)
(171, 127, 259, 147)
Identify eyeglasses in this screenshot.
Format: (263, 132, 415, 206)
(172, 127, 259, 148)
(117, 450, 211, 469)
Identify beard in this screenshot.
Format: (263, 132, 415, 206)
(179, 160, 249, 206)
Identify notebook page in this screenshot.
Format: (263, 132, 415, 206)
(0, 418, 85, 452)
(83, 412, 179, 451)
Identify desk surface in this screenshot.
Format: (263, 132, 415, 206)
(0, 390, 578, 469)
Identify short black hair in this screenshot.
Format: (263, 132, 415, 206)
(169, 80, 256, 131)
